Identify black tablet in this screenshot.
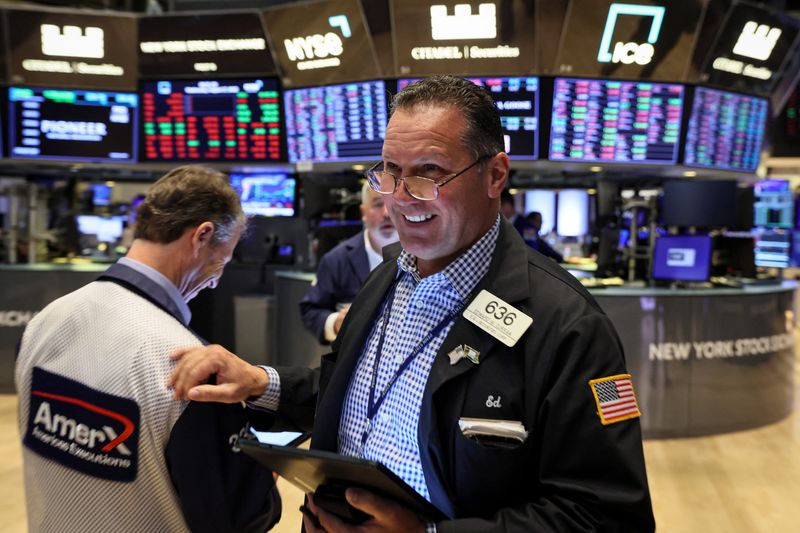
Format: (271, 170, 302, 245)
(239, 439, 448, 523)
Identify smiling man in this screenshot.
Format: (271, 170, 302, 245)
(171, 77, 655, 532)
(15, 166, 280, 533)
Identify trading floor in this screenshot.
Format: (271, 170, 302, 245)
(1, 344, 799, 533)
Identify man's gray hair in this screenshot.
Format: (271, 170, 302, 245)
(390, 75, 504, 162)
(134, 165, 247, 246)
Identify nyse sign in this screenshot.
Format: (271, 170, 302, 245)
(283, 14, 351, 71)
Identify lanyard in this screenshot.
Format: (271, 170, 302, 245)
(362, 277, 463, 445)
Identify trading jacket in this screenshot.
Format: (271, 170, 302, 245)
(280, 218, 655, 532)
(300, 231, 371, 343)
(15, 263, 280, 533)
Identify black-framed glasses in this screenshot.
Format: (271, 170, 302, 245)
(366, 154, 495, 201)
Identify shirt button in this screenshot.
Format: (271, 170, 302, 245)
(395, 354, 404, 364)
(414, 299, 425, 309)
(380, 413, 391, 424)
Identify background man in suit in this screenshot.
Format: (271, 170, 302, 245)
(300, 182, 398, 343)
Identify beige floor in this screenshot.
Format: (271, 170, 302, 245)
(2, 358, 800, 532)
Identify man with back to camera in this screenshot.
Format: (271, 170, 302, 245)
(169, 77, 656, 532)
(524, 210, 565, 263)
(300, 181, 398, 343)
(15, 166, 281, 533)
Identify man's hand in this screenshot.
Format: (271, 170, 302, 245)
(303, 488, 426, 533)
(333, 307, 349, 335)
(169, 344, 268, 402)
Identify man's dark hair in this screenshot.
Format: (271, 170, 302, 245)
(135, 165, 246, 245)
(391, 75, 504, 162)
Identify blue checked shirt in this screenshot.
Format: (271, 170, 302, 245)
(338, 216, 500, 503)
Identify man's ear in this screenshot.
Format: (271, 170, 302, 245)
(190, 221, 215, 257)
(487, 152, 510, 199)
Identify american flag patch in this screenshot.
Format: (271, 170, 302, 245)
(589, 374, 641, 425)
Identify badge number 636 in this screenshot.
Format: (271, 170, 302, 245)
(485, 300, 516, 326)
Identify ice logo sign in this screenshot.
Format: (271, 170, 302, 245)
(283, 14, 351, 70)
(732, 21, 782, 61)
(41, 24, 104, 59)
(430, 3, 497, 40)
(597, 3, 665, 66)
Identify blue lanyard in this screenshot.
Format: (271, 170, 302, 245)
(362, 277, 463, 445)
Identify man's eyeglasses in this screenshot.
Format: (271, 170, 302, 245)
(366, 154, 495, 201)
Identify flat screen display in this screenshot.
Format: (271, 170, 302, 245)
(549, 78, 684, 164)
(399, 77, 539, 160)
(754, 230, 791, 268)
(652, 235, 712, 282)
(285, 80, 388, 162)
(661, 180, 738, 228)
(754, 179, 793, 229)
(229, 172, 296, 217)
(8, 87, 138, 162)
(141, 78, 282, 162)
(76, 215, 125, 244)
(684, 87, 768, 172)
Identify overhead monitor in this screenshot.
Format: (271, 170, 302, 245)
(391, 0, 537, 77)
(683, 87, 768, 173)
(398, 77, 539, 160)
(8, 86, 138, 163)
(229, 172, 296, 217)
(754, 179, 793, 229)
(700, 1, 800, 96)
(754, 230, 791, 268)
(652, 235, 712, 282)
(549, 77, 684, 164)
(138, 12, 276, 78)
(285, 80, 388, 162)
(76, 215, 125, 246)
(263, 0, 380, 88)
(4, 8, 138, 90)
(141, 78, 282, 162)
(661, 180, 738, 228)
(554, 0, 705, 81)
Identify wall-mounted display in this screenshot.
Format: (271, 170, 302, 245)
(4, 8, 138, 90)
(285, 80, 387, 162)
(398, 76, 539, 160)
(683, 86, 768, 172)
(549, 77, 684, 164)
(138, 11, 275, 78)
(391, 0, 536, 77)
(229, 172, 297, 217)
(8, 86, 138, 163)
(141, 78, 282, 162)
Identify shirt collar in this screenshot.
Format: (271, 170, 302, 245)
(118, 257, 192, 325)
(363, 230, 384, 271)
(397, 214, 501, 299)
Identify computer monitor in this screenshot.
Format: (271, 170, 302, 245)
(398, 77, 540, 160)
(91, 184, 112, 207)
(284, 80, 388, 162)
(753, 179, 793, 229)
(683, 87, 768, 173)
(754, 230, 791, 268)
(229, 172, 296, 217)
(652, 235, 712, 282)
(141, 78, 282, 162)
(8, 87, 138, 163)
(549, 78, 684, 164)
(75, 215, 126, 250)
(661, 180, 738, 228)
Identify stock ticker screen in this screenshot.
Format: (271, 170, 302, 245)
(141, 78, 282, 161)
(684, 87, 768, 172)
(284, 80, 388, 162)
(8, 87, 138, 163)
(398, 77, 540, 160)
(549, 78, 684, 164)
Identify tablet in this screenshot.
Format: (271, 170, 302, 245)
(238, 439, 448, 523)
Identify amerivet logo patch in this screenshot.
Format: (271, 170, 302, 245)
(24, 367, 140, 482)
(588, 374, 641, 425)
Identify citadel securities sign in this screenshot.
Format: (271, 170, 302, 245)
(555, 0, 705, 80)
(5, 7, 137, 90)
(263, 0, 381, 88)
(392, 0, 536, 76)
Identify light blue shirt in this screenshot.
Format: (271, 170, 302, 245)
(337, 216, 500, 501)
(118, 257, 191, 325)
